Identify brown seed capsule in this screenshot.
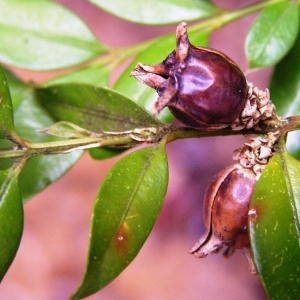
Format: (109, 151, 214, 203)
(190, 165, 257, 270)
(131, 22, 248, 130)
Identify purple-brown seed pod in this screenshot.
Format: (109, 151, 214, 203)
(131, 22, 248, 131)
(190, 165, 257, 272)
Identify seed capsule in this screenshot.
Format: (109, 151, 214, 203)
(131, 22, 248, 130)
(190, 165, 257, 271)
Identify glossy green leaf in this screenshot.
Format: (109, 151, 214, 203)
(13, 94, 82, 201)
(270, 25, 300, 158)
(114, 29, 209, 123)
(0, 0, 106, 70)
(0, 65, 21, 143)
(72, 142, 169, 299)
(245, 2, 299, 68)
(0, 163, 24, 281)
(45, 65, 109, 87)
(249, 153, 300, 299)
(36, 83, 162, 133)
(88, 0, 219, 25)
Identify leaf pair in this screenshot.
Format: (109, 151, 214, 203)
(0, 0, 218, 71)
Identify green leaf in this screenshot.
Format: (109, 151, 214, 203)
(0, 0, 106, 70)
(88, 0, 219, 25)
(13, 94, 82, 201)
(36, 83, 162, 132)
(270, 25, 300, 158)
(245, 2, 299, 69)
(114, 29, 209, 123)
(0, 162, 24, 281)
(44, 65, 109, 87)
(249, 153, 300, 299)
(72, 142, 169, 299)
(0, 65, 23, 145)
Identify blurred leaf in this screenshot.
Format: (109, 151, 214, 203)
(36, 83, 162, 132)
(0, 162, 24, 281)
(114, 29, 209, 123)
(45, 65, 109, 87)
(13, 94, 82, 201)
(89, 0, 220, 25)
(0, 0, 106, 70)
(72, 142, 169, 299)
(249, 152, 300, 299)
(270, 25, 300, 158)
(245, 2, 299, 68)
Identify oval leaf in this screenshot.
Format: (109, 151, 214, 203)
(249, 153, 300, 299)
(270, 26, 300, 157)
(245, 2, 299, 68)
(0, 163, 24, 281)
(36, 83, 162, 132)
(89, 0, 219, 25)
(114, 29, 209, 123)
(0, 0, 106, 70)
(72, 142, 169, 299)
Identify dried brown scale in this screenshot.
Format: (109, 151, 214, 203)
(231, 82, 279, 131)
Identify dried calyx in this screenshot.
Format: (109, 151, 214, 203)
(233, 132, 278, 179)
(190, 133, 279, 273)
(231, 83, 279, 131)
(131, 22, 280, 131)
